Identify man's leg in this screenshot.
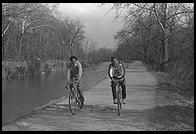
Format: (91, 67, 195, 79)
(111, 81, 117, 101)
(70, 83, 74, 89)
(120, 79, 126, 99)
(77, 83, 84, 102)
(76, 82, 84, 109)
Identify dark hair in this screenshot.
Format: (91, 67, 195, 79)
(111, 56, 118, 62)
(70, 56, 77, 61)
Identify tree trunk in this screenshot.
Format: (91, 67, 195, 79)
(18, 20, 26, 60)
(2, 21, 11, 60)
(155, 45, 159, 70)
(141, 34, 147, 63)
(147, 9, 152, 64)
(153, 3, 169, 71)
(40, 34, 45, 72)
(2, 38, 6, 60)
(161, 3, 169, 71)
(164, 31, 169, 66)
(70, 47, 74, 56)
(52, 48, 54, 60)
(69, 28, 80, 57)
(17, 35, 23, 60)
(61, 45, 63, 60)
(69, 41, 74, 57)
(143, 42, 148, 63)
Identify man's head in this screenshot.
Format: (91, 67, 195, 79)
(70, 56, 77, 64)
(111, 57, 119, 65)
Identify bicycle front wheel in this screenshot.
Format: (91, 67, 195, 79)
(69, 91, 77, 115)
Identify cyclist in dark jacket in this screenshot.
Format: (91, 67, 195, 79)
(108, 57, 126, 104)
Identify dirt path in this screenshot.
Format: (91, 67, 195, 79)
(2, 61, 194, 131)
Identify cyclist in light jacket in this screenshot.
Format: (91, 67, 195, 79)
(108, 57, 126, 104)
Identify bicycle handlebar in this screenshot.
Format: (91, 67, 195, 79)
(112, 77, 124, 82)
(65, 77, 79, 88)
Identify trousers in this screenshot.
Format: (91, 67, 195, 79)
(111, 78, 126, 100)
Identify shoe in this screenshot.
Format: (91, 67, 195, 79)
(113, 98, 117, 104)
(122, 99, 126, 104)
(80, 101, 84, 109)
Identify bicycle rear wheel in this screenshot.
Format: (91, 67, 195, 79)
(69, 91, 77, 115)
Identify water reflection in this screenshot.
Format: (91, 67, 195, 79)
(2, 68, 103, 125)
(2, 71, 66, 125)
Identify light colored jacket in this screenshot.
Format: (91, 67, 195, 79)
(108, 61, 125, 80)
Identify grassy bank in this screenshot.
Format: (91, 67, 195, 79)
(144, 62, 194, 108)
(1, 60, 76, 80)
(2, 59, 96, 80)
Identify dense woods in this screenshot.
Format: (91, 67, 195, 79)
(109, 3, 194, 97)
(2, 3, 112, 79)
(2, 3, 112, 62)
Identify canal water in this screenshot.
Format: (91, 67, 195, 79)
(2, 65, 108, 125)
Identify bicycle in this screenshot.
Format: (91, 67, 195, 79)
(113, 79, 123, 116)
(66, 77, 83, 115)
(116, 81, 123, 116)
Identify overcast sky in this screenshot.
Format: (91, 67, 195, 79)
(58, 3, 123, 49)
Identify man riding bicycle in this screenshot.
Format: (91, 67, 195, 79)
(108, 57, 126, 104)
(66, 56, 84, 108)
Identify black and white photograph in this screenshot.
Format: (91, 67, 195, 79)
(2, 3, 194, 131)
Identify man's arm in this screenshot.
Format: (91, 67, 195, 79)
(121, 61, 126, 77)
(108, 64, 114, 80)
(78, 61, 82, 81)
(66, 63, 70, 83)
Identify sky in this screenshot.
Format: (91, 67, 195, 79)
(58, 3, 123, 49)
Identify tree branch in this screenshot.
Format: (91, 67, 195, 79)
(70, 28, 80, 48)
(153, 3, 165, 33)
(26, 6, 55, 27)
(167, 11, 194, 21)
(2, 21, 11, 37)
(25, 25, 55, 32)
(132, 3, 153, 12)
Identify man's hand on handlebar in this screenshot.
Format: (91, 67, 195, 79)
(112, 76, 124, 82)
(74, 77, 80, 83)
(111, 77, 115, 82)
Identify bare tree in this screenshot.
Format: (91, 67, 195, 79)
(2, 3, 58, 60)
(62, 18, 85, 56)
(109, 3, 194, 70)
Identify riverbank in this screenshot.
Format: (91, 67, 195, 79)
(2, 59, 91, 80)
(2, 62, 108, 126)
